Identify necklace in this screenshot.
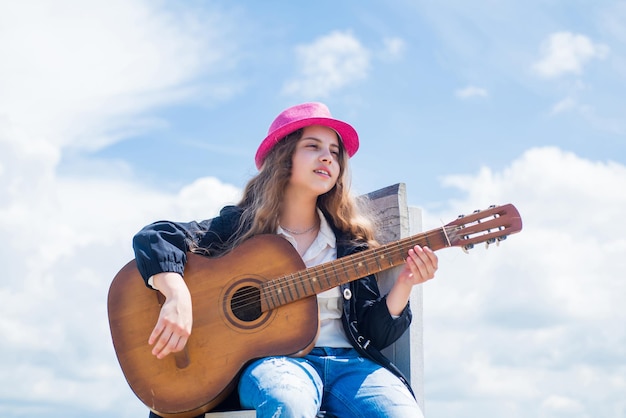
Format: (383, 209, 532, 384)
(280, 221, 318, 235)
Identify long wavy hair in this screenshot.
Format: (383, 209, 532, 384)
(225, 128, 379, 252)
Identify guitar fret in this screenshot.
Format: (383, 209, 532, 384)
(351, 258, 362, 277)
(277, 277, 287, 305)
(303, 273, 311, 294)
(307, 267, 318, 291)
(323, 268, 333, 289)
(380, 250, 392, 268)
(307, 274, 317, 295)
(340, 259, 351, 283)
(285, 275, 295, 303)
(331, 263, 340, 287)
(373, 248, 383, 271)
(293, 275, 303, 299)
(394, 238, 406, 264)
(267, 287, 278, 310)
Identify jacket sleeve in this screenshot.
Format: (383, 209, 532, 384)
(131, 205, 243, 287)
(338, 238, 412, 351)
(132, 219, 212, 286)
(352, 273, 412, 350)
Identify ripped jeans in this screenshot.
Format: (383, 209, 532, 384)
(238, 347, 423, 418)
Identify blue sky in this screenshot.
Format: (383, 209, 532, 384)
(1, 1, 625, 417)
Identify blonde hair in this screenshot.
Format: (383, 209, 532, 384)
(227, 128, 378, 252)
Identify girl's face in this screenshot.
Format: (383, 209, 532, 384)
(288, 125, 342, 197)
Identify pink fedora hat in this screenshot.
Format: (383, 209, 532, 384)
(255, 102, 359, 169)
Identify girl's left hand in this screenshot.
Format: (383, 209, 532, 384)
(386, 245, 438, 316)
(396, 245, 438, 286)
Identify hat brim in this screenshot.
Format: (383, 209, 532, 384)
(255, 117, 359, 169)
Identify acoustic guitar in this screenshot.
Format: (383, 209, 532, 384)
(108, 203, 522, 417)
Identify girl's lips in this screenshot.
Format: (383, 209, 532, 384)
(314, 169, 331, 177)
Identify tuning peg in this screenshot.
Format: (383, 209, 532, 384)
(462, 243, 474, 254)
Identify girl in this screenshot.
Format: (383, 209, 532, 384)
(133, 102, 438, 417)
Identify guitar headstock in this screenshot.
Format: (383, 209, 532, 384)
(444, 204, 522, 252)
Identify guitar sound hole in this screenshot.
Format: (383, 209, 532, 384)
(231, 285, 262, 322)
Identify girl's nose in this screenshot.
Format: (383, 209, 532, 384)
(320, 148, 333, 163)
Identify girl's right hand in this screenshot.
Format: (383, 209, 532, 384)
(148, 272, 193, 359)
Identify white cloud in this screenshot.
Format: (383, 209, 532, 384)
(455, 85, 489, 99)
(176, 177, 241, 220)
(541, 395, 585, 415)
(550, 96, 579, 114)
(0, 0, 232, 153)
(282, 30, 371, 98)
(548, 97, 626, 135)
(0, 1, 241, 416)
(532, 32, 610, 78)
(425, 146, 626, 418)
(381, 36, 407, 60)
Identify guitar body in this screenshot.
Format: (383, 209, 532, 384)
(108, 235, 319, 417)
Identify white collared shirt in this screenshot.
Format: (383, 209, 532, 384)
(277, 209, 352, 348)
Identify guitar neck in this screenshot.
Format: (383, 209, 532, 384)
(259, 202, 522, 312)
(260, 227, 449, 311)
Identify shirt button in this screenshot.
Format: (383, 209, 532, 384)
(343, 288, 352, 300)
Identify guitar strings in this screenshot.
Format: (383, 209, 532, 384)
(228, 227, 455, 313)
(232, 222, 505, 313)
(231, 227, 456, 311)
(230, 223, 502, 312)
(230, 211, 511, 312)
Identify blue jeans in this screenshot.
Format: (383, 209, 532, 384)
(238, 347, 423, 418)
